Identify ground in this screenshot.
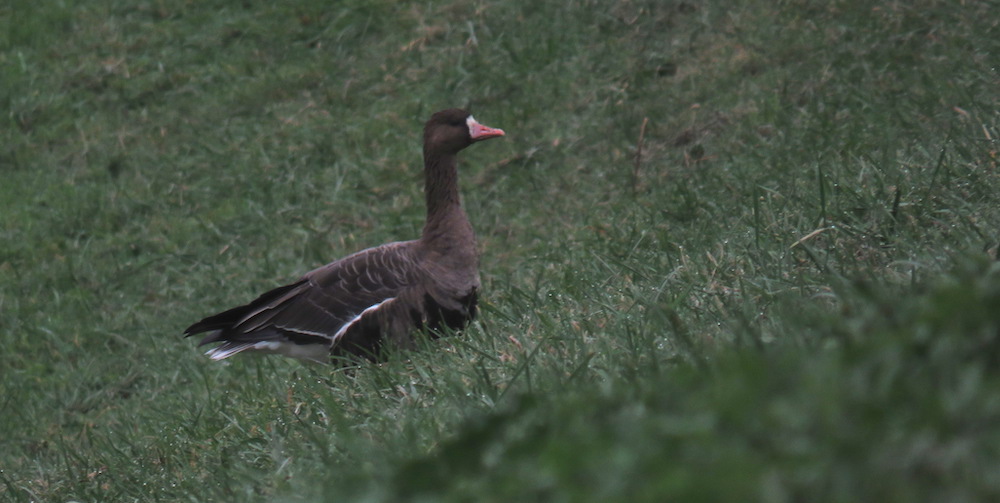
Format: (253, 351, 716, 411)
(1, 1, 999, 501)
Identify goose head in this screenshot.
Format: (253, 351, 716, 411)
(423, 108, 505, 156)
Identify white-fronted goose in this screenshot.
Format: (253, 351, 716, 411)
(184, 109, 505, 363)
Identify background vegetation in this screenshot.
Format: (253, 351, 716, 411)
(2, 0, 998, 501)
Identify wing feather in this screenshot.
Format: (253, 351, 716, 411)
(186, 241, 424, 356)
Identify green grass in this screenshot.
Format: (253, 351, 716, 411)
(2, 0, 999, 501)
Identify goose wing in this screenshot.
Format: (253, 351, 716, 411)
(184, 241, 423, 360)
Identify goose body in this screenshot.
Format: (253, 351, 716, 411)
(184, 109, 505, 363)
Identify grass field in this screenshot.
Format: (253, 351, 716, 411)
(2, 0, 999, 501)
